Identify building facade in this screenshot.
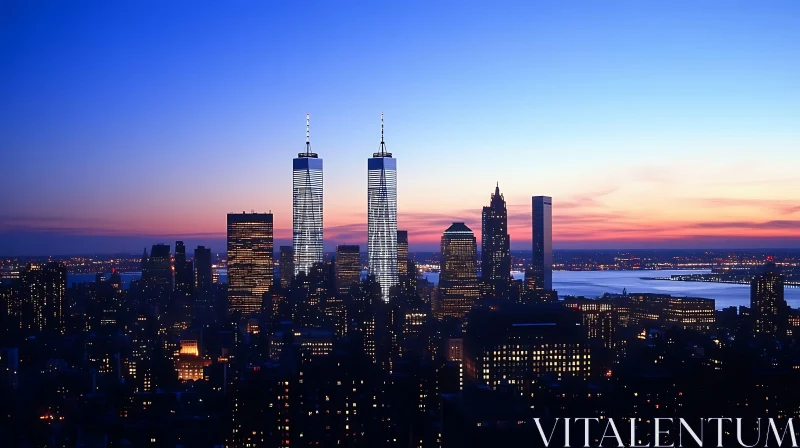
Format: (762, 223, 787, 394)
(751, 261, 787, 337)
(397, 230, 409, 279)
(335, 245, 361, 297)
(293, 114, 323, 276)
(19, 262, 66, 334)
(437, 223, 480, 319)
(227, 212, 274, 315)
(368, 114, 398, 301)
(529, 196, 553, 292)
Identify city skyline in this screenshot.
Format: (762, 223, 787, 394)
(3, 1, 800, 255)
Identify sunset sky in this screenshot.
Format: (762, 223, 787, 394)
(2, 1, 800, 255)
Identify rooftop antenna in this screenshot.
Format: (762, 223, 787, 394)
(305, 113, 311, 156)
(375, 112, 391, 157)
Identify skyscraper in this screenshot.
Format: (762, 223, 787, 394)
(143, 244, 173, 306)
(437, 223, 480, 319)
(279, 246, 294, 288)
(397, 230, 409, 279)
(194, 245, 213, 294)
(335, 245, 361, 297)
(293, 114, 323, 277)
(530, 196, 553, 291)
(174, 241, 194, 298)
(227, 212, 274, 315)
(481, 183, 510, 299)
(368, 113, 398, 301)
(19, 262, 66, 334)
(750, 261, 787, 337)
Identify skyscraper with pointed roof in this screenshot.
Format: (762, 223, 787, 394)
(293, 113, 324, 277)
(481, 183, 511, 299)
(368, 113, 398, 301)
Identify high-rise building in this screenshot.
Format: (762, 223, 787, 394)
(436, 223, 480, 319)
(19, 262, 66, 334)
(335, 245, 361, 297)
(481, 183, 510, 299)
(279, 246, 294, 288)
(530, 196, 553, 291)
(293, 114, 323, 277)
(463, 304, 591, 393)
(397, 230, 409, 279)
(194, 246, 213, 294)
(174, 241, 194, 297)
(368, 113, 398, 301)
(143, 244, 172, 305)
(751, 261, 787, 337)
(227, 212, 274, 315)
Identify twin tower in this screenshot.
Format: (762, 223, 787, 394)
(293, 114, 397, 300)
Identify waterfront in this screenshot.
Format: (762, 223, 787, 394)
(422, 269, 800, 310)
(67, 269, 800, 310)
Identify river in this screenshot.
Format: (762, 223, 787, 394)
(68, 269, 800, 310)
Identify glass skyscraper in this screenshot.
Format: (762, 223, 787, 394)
(227, 212, 274, 315)
(368, 114, 398, 301)
(530, 195, 553, 291)
(293, 114, 323, 277)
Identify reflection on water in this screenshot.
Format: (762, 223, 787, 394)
(422, 269, 800, 310)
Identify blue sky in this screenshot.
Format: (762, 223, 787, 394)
(1, 1, 799, 255)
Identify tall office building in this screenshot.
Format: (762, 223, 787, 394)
(750, 261, 787, 337)
(194, 246, 213, 294)
(143, 244, 173, 305)
(19, 262, 66, 334)
(279, 246, 294, 288)
(174, 241, 194, 297)
(293, 114, 323, 276)
(530, 196, 553, 291)
(227, 212, 274, 315)
(397, 230, 409, 279)
(481, 183, 510, 299)
(335, 245, 361, 297)
(437, 223, 480, 319)
(368, 114, 398, 301)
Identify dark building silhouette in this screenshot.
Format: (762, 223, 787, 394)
(436, 223, 479, 319)
(481, 183, 510, 300)
(227, 212, 274, 316)
(751, 261, 787, 337)
(143, 243, 172, 306)
(529, 195, 553, 291)
(174, 241, 194, 298)
(279, 246, 294, 288)
(397, 230, 409, 280)
(335, 245, 361, 297)
(194, 245, 213, 294)
(19, 262, 66, 334)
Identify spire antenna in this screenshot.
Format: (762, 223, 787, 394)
(373, 112, 392, 158)
(305, 113, 311, 155)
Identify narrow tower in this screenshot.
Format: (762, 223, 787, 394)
(367, 113, 398, 301)
(293, 113, 324, 276)
(481, 183, 511, 299)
